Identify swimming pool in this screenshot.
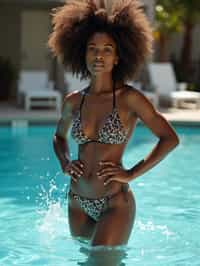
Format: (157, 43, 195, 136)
(0, 124, 199, 266)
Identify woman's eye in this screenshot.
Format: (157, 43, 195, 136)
(88, 46, 95, 52)
(104, 48, 112, 53)
(87, 47, 112, 52)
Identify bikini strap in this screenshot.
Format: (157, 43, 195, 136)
(79, 88, 88, 120)
(113, 82, 116, 109)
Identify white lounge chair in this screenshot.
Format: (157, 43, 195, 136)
(64, 72, 89, 93)
(148, 63, 200, 108)
(18, 71, 62, 111)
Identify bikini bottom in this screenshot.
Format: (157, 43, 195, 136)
(68, 185, 129, 222)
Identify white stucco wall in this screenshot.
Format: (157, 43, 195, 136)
(21, 10, 50, 70)
(141, 0, 155, 23)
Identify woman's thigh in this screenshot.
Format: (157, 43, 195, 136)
(91, 189, 136, 246)
(68, 196, 96, 239)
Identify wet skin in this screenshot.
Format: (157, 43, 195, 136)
(70, 86, 137, 198)
(53, 32, 179, 248)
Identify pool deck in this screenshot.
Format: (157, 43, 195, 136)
(0, 101, 200, 126)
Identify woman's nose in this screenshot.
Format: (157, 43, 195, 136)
(95, 56, 103, 62)
(95, 50, 103, 59)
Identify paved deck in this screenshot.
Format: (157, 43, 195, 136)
(160, 108, 200, 125)
(0, 101, 200, 126)
(0, 101, 61, 125)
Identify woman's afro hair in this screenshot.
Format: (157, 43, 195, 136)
(48, 0, 153, 82)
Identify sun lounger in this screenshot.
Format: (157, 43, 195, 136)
(148, 63, 200, 108)
(18, 70, 62, 111)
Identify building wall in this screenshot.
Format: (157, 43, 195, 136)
(0, 5, 21, 97)
(0, 0, 155, 70)
(0, 3, 57, 98)
(142, 0, 155, 23)
(21, 10, 51, 70)
(0, 0, 155, 99)
(0, 5, 21, 71)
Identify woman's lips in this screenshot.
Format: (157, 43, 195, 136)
(93, 63, 104, 68)
(93, 61, 104, 67)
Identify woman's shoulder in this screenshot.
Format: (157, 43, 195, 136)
(62, 87, 87, 111)
(122, 83, 141, 94)
(121, 84, 143, 101)
(121, 83, 151, 110)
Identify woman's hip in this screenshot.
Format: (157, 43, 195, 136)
(68, 183, 135, 215)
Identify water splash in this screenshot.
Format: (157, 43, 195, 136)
(137, 220, 174, 236)
(35, 177, 69, 240)
(37, 202, 68, 240)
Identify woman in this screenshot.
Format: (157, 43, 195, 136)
(48, 0, 179, 248)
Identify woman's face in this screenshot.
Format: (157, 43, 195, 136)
(86, 32, 119, 76)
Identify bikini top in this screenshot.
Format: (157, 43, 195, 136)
(71, 86, 129, 145)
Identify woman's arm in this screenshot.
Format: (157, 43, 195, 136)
(126, 88, 179, 181)
(53, 92, 84, 180)
(53, 93, 74, 170)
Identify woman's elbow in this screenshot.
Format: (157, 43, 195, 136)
(171, 133, 180, 148)
(161, 132, 179, 150)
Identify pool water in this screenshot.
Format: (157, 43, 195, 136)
(0, 124, 199, 266)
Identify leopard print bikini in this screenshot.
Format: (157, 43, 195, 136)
(69, 85, 129, 221)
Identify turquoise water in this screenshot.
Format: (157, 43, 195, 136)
(0, 124, 199, 266)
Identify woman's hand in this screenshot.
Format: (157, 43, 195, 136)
(97, 161, 131, 186)
(62, 160, 84, 183)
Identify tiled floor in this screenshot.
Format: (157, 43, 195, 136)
(0, 101, 61, 125)
(0, 101, 200, 125)
(159, 107, 200, 125)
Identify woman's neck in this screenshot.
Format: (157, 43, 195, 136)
(89, 75, 114, 95)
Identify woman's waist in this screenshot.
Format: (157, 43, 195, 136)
(79, 154, 123, 170)
(70, 177, 125, 199)
(76, 155, 123, 177)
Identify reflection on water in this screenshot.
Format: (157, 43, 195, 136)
(1, 125, 200, 265)
(77, 242, 127, 266)
(36, 181, 128, 266)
